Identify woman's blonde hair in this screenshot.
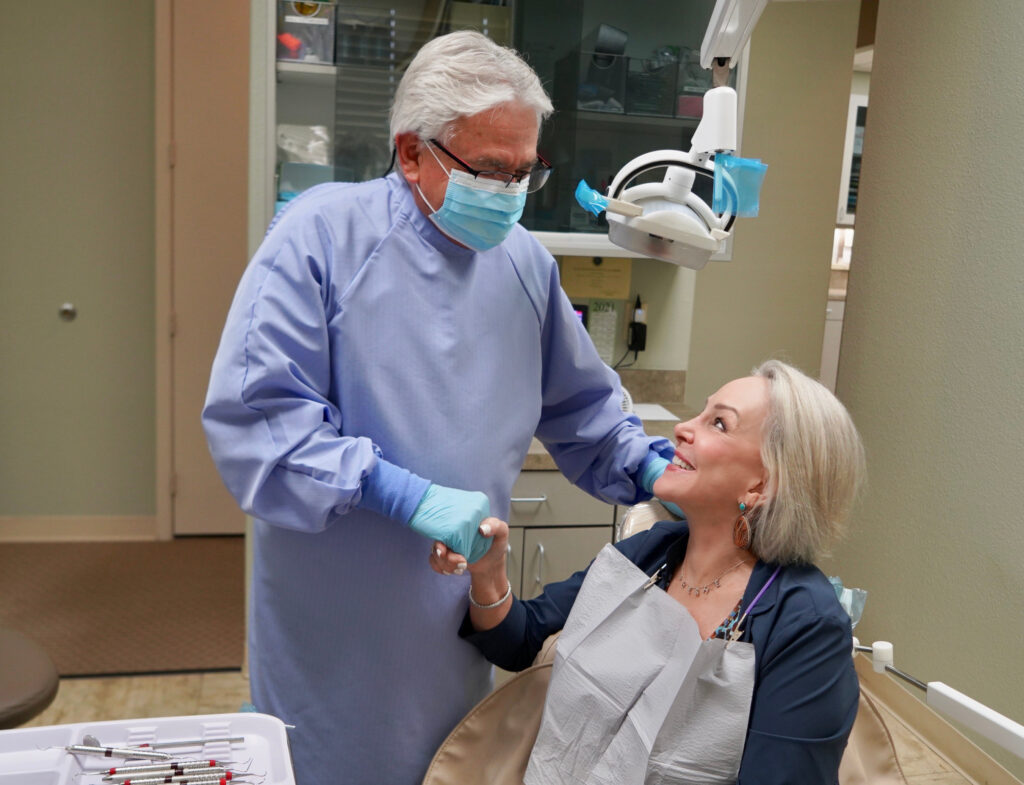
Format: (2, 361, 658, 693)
(747, 360, 866, 564)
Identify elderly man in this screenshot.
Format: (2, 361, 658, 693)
(203, 30, 673, 785)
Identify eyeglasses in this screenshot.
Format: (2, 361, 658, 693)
(428, 138, 552, 193)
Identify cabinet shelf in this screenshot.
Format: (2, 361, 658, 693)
(276, 60, 337, 85)
(573, 109, 702, 129)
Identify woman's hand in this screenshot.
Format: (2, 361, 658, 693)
(429, 517, 509, 578)
(430, 518, 514, 630)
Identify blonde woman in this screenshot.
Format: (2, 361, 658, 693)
(433, 360, 866, 784)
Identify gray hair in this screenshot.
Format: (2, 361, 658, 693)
(748, 360, 866, 565)
(389, 31, 553, 146)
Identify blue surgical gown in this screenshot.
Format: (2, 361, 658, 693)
(202, 174, 670, 785)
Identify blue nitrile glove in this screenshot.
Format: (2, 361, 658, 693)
(639, 454, 672, 494)
(356, 458, 493, 563)
(638, 451, 685, 519)
(408, 484, 492, 563)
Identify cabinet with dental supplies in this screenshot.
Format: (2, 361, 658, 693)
(253, 0, 738, 257)
(261, 0, 517, 222)
(512, 0, 740, 239)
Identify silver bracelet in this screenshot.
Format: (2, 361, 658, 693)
(468, 581, 512, 610)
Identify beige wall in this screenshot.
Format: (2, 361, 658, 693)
(685, 0, 860, 407)
(0, 2, 155, 522)
(629, 263, 696, 372)
(827, 1, 1024, 776)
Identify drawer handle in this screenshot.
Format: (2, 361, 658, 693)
(534, 542, 545, 587)
(511, 495, 548, 504)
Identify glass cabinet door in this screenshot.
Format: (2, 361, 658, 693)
(271, 0, 732, 230)
(273, 1, 517, 212)
(514, 0, 730, 234)
(330, 2, 517, 182)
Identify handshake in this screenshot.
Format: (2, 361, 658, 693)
(428, 517, 510, 578)
(407, 484, 497, 565)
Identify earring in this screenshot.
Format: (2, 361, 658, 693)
(738, 502, 747, 512)
(733, 515, 751, 550)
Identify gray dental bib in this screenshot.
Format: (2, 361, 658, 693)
(525, 544, 756, 785)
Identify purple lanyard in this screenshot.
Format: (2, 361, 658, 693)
(746, 565, 782, 614)
(728, 565, 782, 643)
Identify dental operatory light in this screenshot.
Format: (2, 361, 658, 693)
(575, 0, 769, 269)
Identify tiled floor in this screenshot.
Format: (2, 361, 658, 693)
(20, 670, 252, 728)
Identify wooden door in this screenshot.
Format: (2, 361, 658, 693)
(164, 0, 250, 534)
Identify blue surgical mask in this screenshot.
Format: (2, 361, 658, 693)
(417, 149, 528, 251)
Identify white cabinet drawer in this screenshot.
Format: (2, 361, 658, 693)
(509, 471, 614, 527)
(521, 526, 612, 599)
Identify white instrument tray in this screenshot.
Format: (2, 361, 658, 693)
(0, 712, 294, 785)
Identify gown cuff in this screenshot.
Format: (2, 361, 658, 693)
(356, 457, 432, 524)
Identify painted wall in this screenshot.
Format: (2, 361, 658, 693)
(567, 261, 696, 374)
(826, 1, 1024, 776)
(0, 2, 155, 522)
(684, 1, 860, 407)
(627, 264, 696, 372)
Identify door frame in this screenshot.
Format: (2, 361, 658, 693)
(155, 0, 173, 540)
(155, 0, 271, 538)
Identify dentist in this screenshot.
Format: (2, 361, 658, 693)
(203, 30, 673, 785)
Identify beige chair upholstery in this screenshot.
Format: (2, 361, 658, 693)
(615, 499, 679, 542)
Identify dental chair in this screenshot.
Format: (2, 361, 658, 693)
(422, 501, 908, 785)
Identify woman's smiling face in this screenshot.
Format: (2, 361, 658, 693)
(653, 376, 769, 518)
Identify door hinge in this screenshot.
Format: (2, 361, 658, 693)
(168, 141, 177, 168)
(169, 473, 179, 497)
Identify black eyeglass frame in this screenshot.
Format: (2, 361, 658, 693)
(428, 138, 552, 193)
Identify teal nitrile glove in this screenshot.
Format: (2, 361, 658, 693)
(638, 452, 685, 519)
(408, 484, 493, 563)
(640, 455, 672, 494)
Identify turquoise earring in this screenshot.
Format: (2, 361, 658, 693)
(739, 502, 747, 512)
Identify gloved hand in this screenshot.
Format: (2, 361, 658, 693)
(408, 484, 493, 563)
(639, 454, 672, 494)
(638, 452, 684, 519)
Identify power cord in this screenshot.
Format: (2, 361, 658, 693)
(613, 348, 638, 369)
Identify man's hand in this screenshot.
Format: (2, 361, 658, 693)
(408, 484, 493, 563)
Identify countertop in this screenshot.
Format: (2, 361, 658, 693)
(523, 401, 691, 470)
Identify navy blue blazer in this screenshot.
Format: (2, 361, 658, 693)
(461, 519, 859, 784)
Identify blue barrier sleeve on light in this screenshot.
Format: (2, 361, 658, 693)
(713, 153, 767, 217)
(575, 179, 609, 216)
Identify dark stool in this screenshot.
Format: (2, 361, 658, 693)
(0, 627, 59, 728)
